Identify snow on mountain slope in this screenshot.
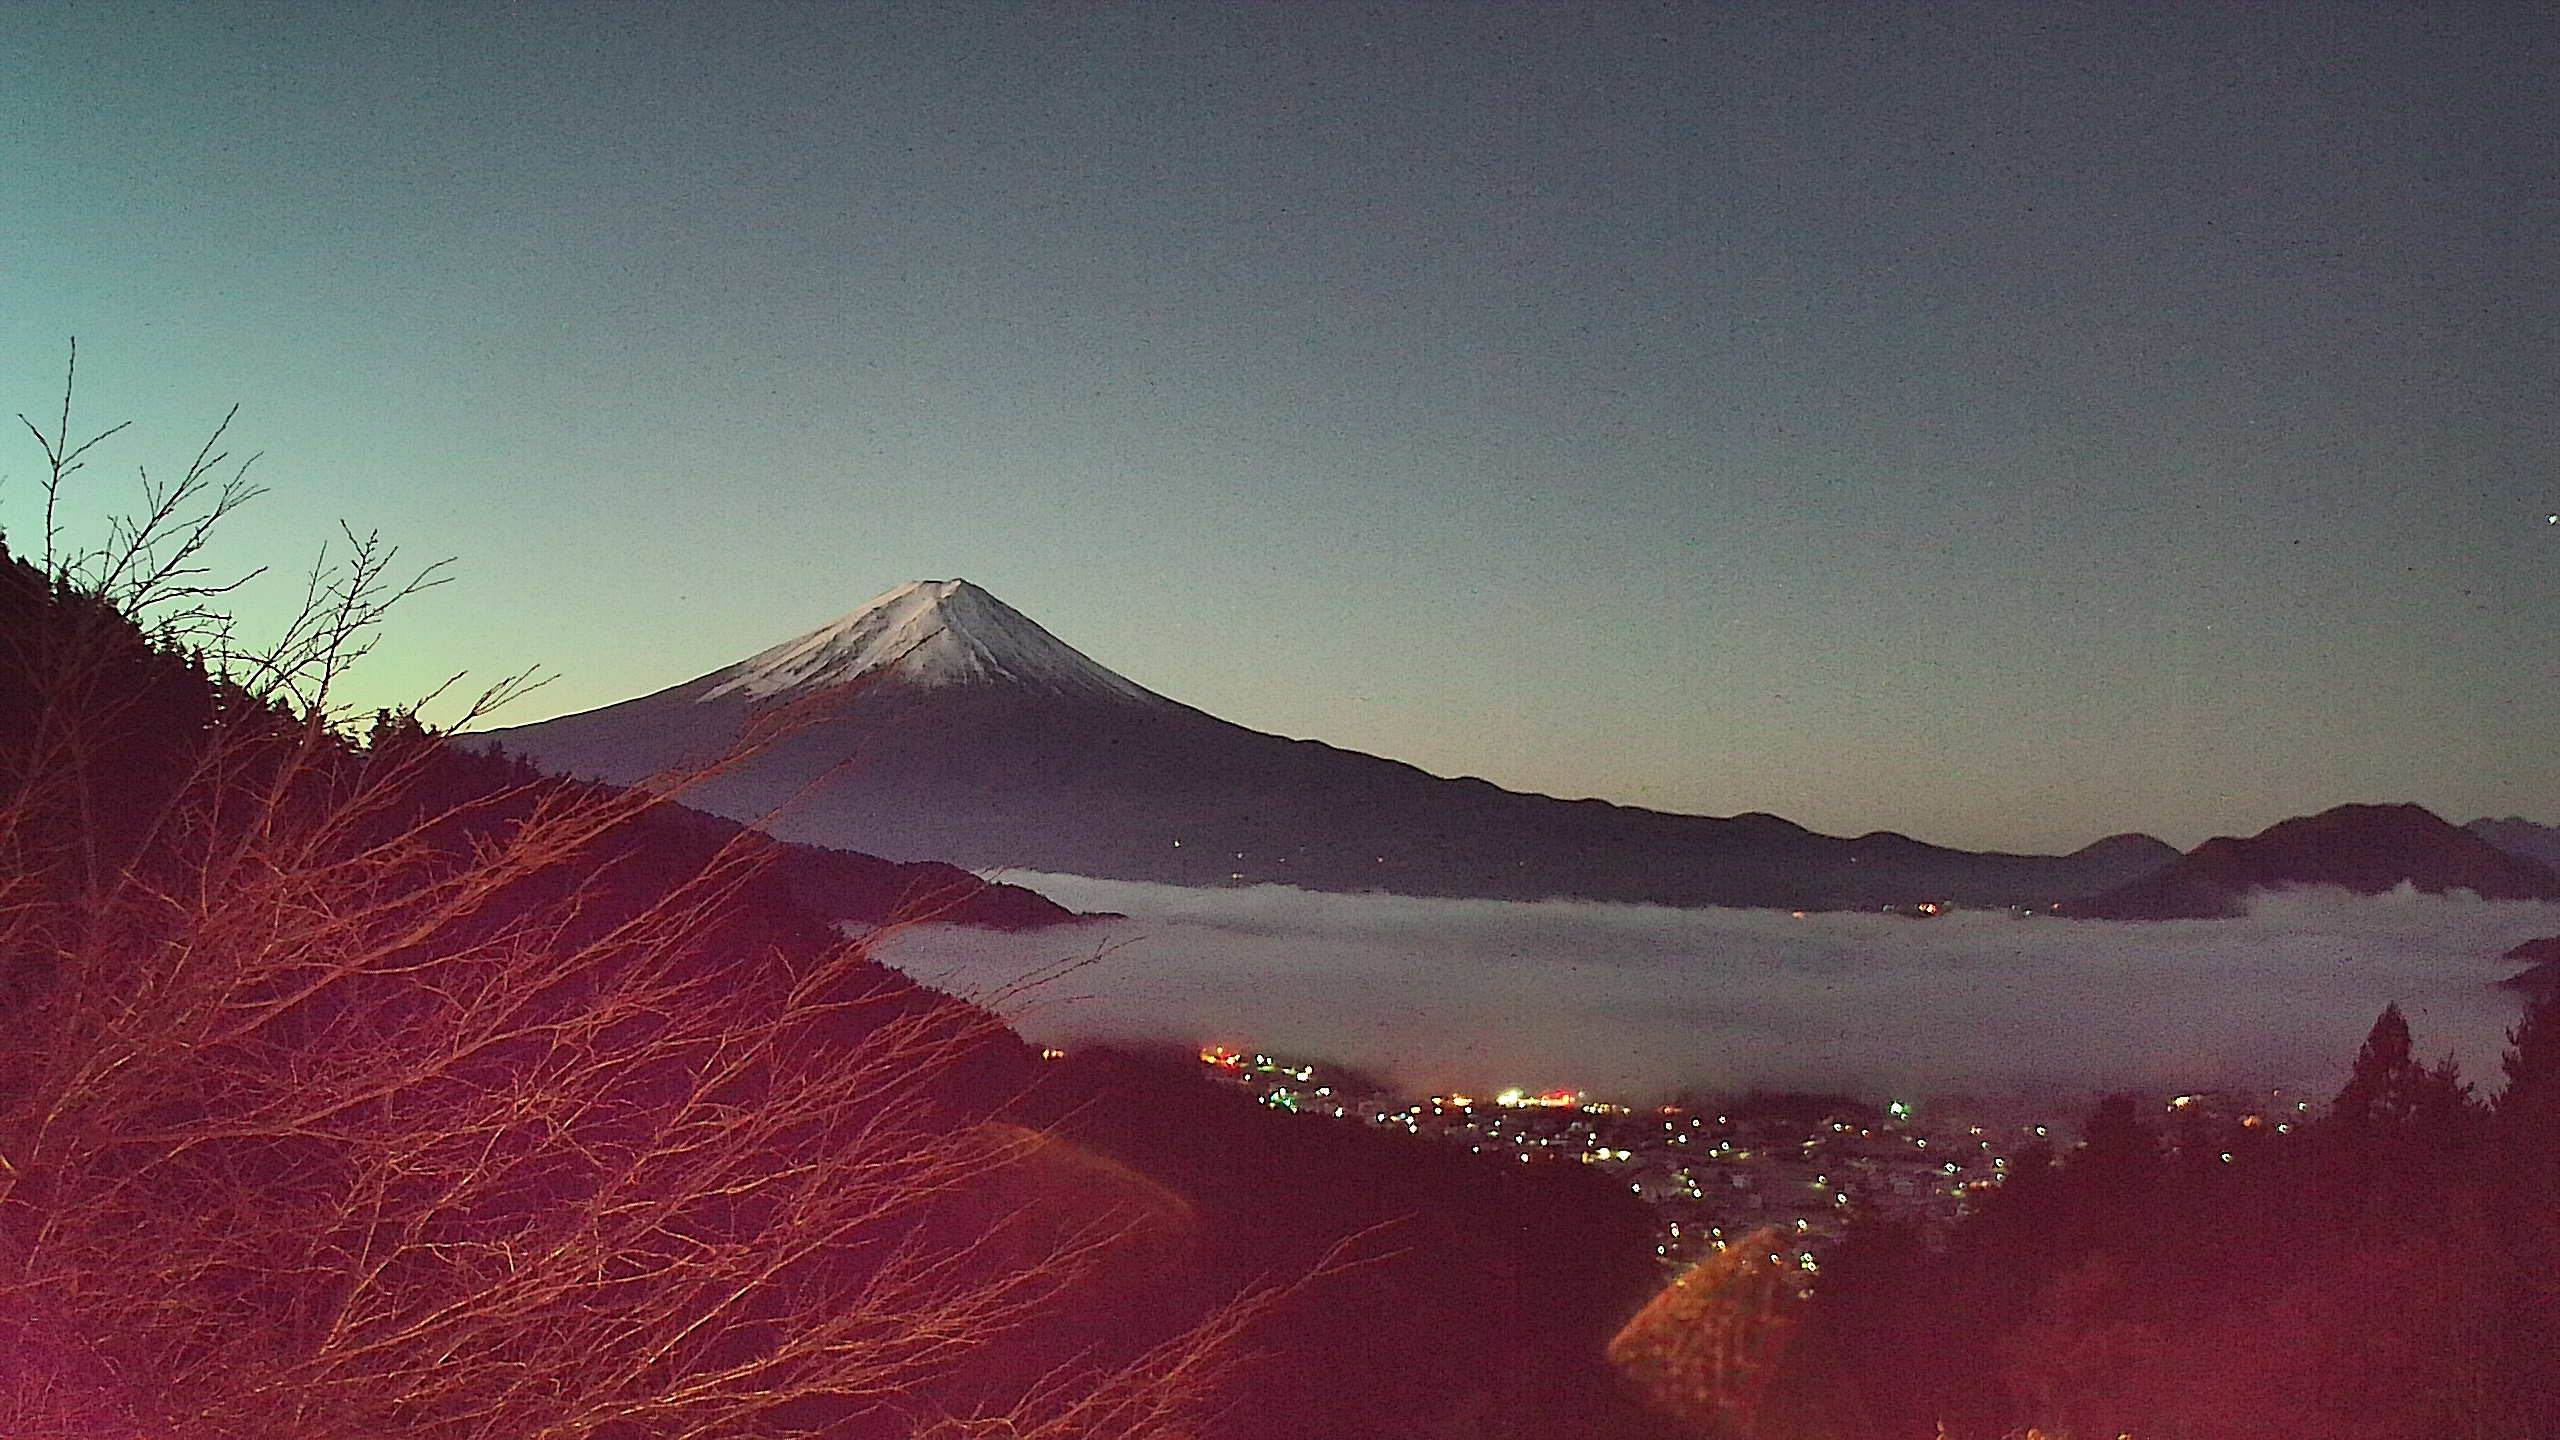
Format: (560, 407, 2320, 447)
(702, 579, 1162, 706)
(480, 579, 2181, 909)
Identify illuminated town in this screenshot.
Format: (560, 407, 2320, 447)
(1189, 1044, 2313, 1271)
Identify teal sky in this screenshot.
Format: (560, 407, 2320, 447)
(6, 2, 2553, 853)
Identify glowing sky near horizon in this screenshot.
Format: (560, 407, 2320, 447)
(5, 3, 2553, 852)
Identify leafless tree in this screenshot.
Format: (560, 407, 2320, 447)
(1607, 1227, 1806, 1438)
(0, 353, 1263, 1439)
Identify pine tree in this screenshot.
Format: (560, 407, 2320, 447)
(2334, 1002, 2418, 1127)
(2490, 992, 2560, 1434)
(2408, 1053, 2479, 1156)
(2499, 991, 2560, 1131)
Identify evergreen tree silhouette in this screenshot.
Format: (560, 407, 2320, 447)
(2333, 1002, 2419, 1127)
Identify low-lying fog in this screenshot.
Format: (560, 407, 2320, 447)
(876, 875, 2560, 1109)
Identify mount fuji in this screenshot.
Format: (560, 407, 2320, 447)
(474, 580, 2176, 909)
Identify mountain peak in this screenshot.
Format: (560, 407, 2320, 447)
(2061, 801, 2560, 919)
(702, 579, 1159, 705)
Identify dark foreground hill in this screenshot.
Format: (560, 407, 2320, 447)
(0, 539, 1676, 1438)
(480, 580, 2177, 911)
(2062, 802, 2560, 920)
(630, 792, 1090, 932)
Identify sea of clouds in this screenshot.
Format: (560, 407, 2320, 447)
(875, 875, 2560, 1111)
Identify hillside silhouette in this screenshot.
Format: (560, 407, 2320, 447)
(0, 531, 1676, 1437)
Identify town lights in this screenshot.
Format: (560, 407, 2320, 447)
(1494, 1087, 1582, 1109)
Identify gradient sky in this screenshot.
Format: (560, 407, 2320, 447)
(7, 3, 2553, 853)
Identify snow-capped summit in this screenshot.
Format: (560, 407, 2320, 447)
(703, 579, 1159, 705)
(479, 579, 2179, 910)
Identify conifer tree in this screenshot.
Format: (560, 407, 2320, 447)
(2498, 991, 2560, 1132)
(2063, 1093, 2161, 1253)
(2476, 993, 2560, 1433)
(2407, 1054, 2479, 1156)
(2334, 1002, 2418, 1127)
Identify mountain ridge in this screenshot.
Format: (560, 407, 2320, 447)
(478, 580, 2184, 910)
(2470, 815, 2560, 874)
(2062, 802, 2560, 920)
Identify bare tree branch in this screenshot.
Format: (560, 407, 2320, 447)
(0, 361, 1261, 1439)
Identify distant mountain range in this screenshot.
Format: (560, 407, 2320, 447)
(2470, 816, 2560, 875)
(476, 580, 2560, 919)
(2062, 803, 2560, 920)
(2502, 935, 2560, 1000)
(2480, 823, 2560, 994)
(478, 580, 2184, 910)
